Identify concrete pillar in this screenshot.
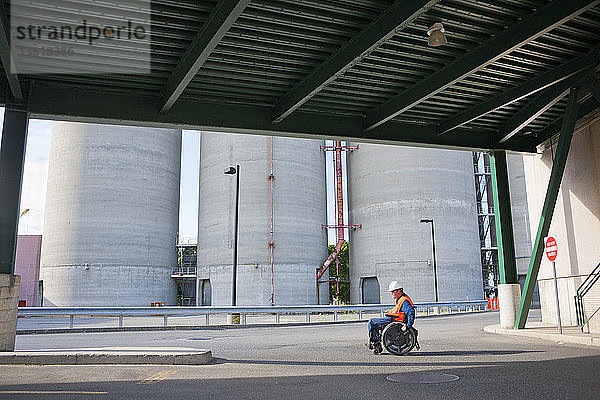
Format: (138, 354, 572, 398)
(516, 87, 580, 329)
(499, 283, 521, 329)
(0, 274, 20, 351)
(523, 109, 600, 332)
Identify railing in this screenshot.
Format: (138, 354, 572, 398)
(171, 266, 197, 276)
(473, 164, 492, 174)
(18, 300, 488, 330)
(477, 203, 494, 215)
(575, 262, 600, 332)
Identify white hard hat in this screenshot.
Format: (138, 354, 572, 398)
(388, 281, 403, 292)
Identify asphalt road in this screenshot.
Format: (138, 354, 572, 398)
(2, 310, 599, 399)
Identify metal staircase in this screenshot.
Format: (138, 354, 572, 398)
(574, 262, 600, 333)
(473, 152, 499, 296)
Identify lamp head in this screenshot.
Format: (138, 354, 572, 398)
(224, 166, 237, 175)
(420, 218, 433, 223)
(427, 22, 447, 47)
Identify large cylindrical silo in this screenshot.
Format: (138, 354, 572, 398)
(348, 144, 482, 304)
(197, 132, 327, 306)
(41, 122, 181, 306)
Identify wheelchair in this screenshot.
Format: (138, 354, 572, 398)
(375, 322, 420, 356)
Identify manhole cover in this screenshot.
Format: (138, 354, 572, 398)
(386, 372, 459, 384)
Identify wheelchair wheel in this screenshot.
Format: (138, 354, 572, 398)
(381, 322, 416, 356)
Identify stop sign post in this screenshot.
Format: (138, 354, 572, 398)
(545, 236, 562, 334)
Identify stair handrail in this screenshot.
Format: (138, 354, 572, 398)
(574, 262, 600, 330)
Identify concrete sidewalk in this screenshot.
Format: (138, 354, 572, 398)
(0, 347, 212, 365)
(484, 322, 600, 346)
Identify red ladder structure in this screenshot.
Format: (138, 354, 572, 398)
(317, 141, 360, 303)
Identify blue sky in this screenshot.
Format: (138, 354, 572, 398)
(1, 109, 343, 245)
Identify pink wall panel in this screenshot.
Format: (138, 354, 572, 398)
(14, 235, 42, 306)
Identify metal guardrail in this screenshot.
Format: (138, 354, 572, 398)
(18, 301, 488, 329)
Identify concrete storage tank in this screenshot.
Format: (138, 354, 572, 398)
(40, 122, 181, 306)
(197, 132, 328, 306)
(348, 144, 482, 304)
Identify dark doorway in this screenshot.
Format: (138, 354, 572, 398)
(201, 279, 212, 306)
(362, 277, 380, 304)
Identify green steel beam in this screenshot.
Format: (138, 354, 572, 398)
(272, 0, 441, 123)
(496, 135, 539, 153)
(437, 51, 599, 135)
(20, 81, 539, 152)
(364, 0, 600, 131)
(515, 87, 580, 329)
(500, 95, 598, 151)
(0, 108, 28, 275)
(160, 0, 251, 113)
(0, 3, 22, 100)
(497, 71, 589, 143)
(489, 150, 518, 284)
(528, 97, 599, 146)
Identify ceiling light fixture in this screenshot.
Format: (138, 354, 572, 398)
(427, 22, 447, 47)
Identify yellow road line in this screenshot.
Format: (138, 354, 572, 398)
(137, 370, 177, 385)
(0, 391, 107, 395)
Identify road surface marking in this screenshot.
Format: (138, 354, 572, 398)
(137, 370, 177, 384)
(0, 391, 107, 395)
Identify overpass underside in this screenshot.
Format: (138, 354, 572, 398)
(2, 0, 600, 339)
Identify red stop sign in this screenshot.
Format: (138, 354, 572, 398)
(545, 236, 558, 262)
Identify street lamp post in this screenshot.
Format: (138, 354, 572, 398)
(420, 218, 439, 302)
(224, 165, 240, 307)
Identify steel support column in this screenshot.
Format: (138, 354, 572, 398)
(489, 150, 518, 284)
(515, 87, 580, 329)
(0, 108, 29, 274)
(0, 2, 23, 100)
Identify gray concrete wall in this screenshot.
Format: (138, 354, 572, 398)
(197, 133, 327, 306)
(507, 153, 533, 276)
(523, 110, 600, 331)
(348, 144, 483, 304)
(40, 123, 181, 306)
(0, 274, 20, 351)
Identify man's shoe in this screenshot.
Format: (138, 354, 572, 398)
(364, 341, 375, 350)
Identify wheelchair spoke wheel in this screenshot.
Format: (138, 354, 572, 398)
(381, 323, 416, 356)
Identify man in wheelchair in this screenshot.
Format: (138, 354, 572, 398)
(367, 281, 415, 354)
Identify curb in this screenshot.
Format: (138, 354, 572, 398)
(483, 324, 599, 346)
(17, 310, 489, 335)
(0, 349, 212, 365)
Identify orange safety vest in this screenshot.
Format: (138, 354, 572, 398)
(387, 295, 415, 322)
